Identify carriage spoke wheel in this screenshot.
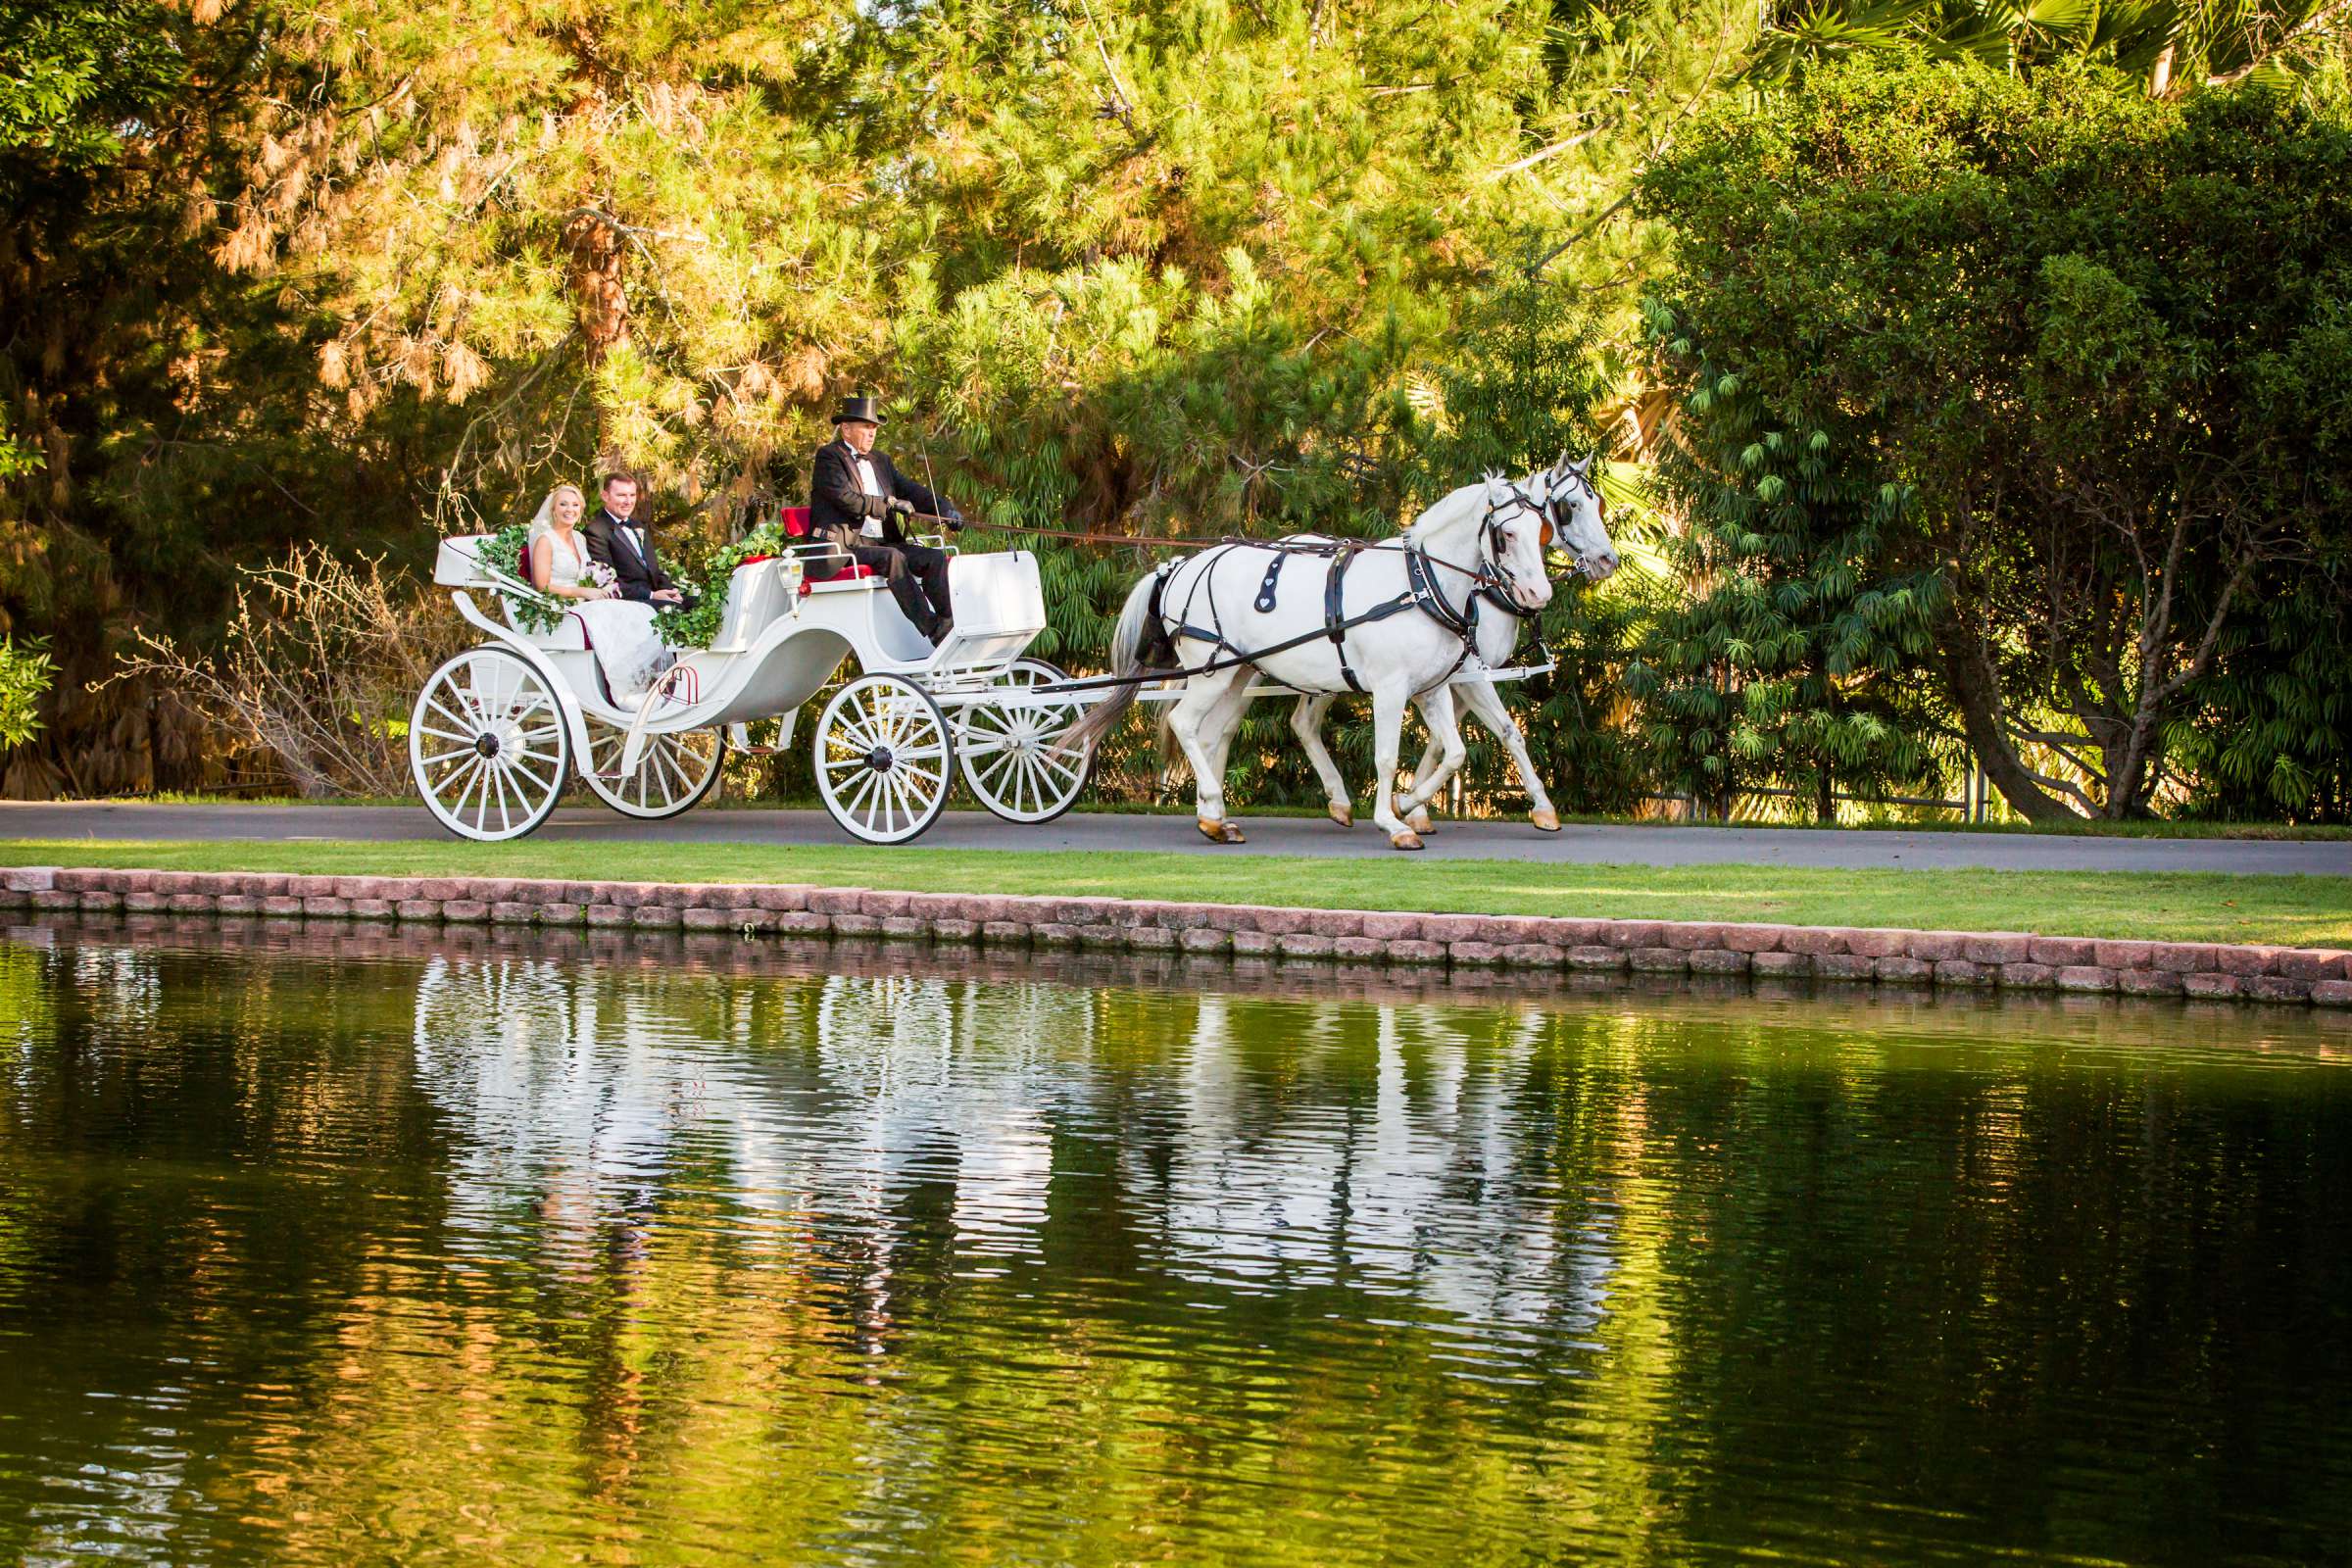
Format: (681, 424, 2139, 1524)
(580, 718, 725, 820)
(410, 647, 570, 842)
(815, 674, 955, 845)
(957, 658, 1093, 824)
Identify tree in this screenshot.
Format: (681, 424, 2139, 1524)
(1639, 55, 2352, 819)
(9, 1, 1649, 796)
(2173, 576, 2352, 820)
(1630, 324, 1949, 821)
(1, 1, 318, 794)
(1392, 271, 1650, 814)
(1747, 0, 2352, 96)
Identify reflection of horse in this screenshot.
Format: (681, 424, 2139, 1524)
(1150, 999, 1614, 1339)
(1067, 457, 1619, 849)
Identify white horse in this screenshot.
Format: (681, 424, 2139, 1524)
(1290, 455, 1618, 835)
(1065, 461, 1610, 849)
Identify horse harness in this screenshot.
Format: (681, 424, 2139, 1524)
(1143, 483, 1547, 693)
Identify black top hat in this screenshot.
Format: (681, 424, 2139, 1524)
(830, 395, 886, 426)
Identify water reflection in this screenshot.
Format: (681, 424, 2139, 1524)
(2, 915, 2349, 1567)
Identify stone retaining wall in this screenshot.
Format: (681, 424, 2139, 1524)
(5, 865, 2347, 1008)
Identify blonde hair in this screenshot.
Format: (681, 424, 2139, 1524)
(526, 484, 588, 549)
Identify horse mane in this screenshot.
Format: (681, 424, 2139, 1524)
(1401, 479, 1489, 546)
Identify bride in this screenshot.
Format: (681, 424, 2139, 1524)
(525, 483, 673, 697)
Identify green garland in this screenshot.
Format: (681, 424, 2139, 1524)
(484, 522, 565, 634)
(652, 520, 791, 650)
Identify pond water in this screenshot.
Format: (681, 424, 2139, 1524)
(2, 917, 2350, 1567)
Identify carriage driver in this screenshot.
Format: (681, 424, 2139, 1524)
(808, 395, 964, 645)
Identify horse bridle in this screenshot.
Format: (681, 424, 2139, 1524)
(1470, 478, 1555, 613)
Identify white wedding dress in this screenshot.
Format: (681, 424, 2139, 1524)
(533, 526, 673, 698)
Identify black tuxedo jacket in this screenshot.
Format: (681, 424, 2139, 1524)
(808, 439, 944, 548)
(581, 509, 679, 603)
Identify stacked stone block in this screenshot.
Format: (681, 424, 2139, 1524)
(2, 864, 2346, 1008)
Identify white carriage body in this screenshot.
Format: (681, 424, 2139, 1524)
(435, 533, 1048, 726)
(417, 530, 1080, 844)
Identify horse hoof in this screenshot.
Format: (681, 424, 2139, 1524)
(1198, 817, 1246, 845)
(1407, 808, 1434, 834)
(1327, 802, 1353, 827)
(1531, 808, 1560, 833)
(1391, 830, 1424, 851)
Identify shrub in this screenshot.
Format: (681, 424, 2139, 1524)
(0, 637, 53, 750)
(108, 549, 465, 798)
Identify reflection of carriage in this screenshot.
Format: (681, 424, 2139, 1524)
(413, 510, 1095, 843)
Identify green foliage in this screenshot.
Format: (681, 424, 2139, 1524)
(2174, 567, 2352, 820)
(1640, 54, 2352, 819)
(1631, 304, 1949, 818)
(0, 407, 37, 483)
(0, 0, 189, 169)
(484, 525, 564, 635)
(653, 521, 789, 650)
(1746, 0, 2347, 95)
(0, 638, 53, 749)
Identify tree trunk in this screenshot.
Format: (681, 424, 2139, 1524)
(1936, 629, 2081, 824)
(563, 210, 630, 364)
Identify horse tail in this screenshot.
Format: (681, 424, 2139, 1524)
(1058, 567, 1172, 756)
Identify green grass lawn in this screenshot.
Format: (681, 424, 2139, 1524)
(4, 837, 2345, 947)
(66, 792, 2352, 837)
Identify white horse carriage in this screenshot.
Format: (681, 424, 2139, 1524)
(414, 456, 1617, 850)
(412, 509, 1096, 843)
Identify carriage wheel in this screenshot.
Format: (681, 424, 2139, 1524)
(815, 674, 955, 845)
(957, 658, 1093, 824)
(410, 647, 570, 842)
(579, 717, 726, 819)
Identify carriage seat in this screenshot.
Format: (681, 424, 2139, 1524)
(428, 534, 594, 649)
(777, 506, 880, 594)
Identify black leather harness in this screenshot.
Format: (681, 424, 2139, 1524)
(1254, 553, 1287, 612)
(1065, 485, 1551, 697)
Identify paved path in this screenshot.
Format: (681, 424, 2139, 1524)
(2, 802, 2345, 875)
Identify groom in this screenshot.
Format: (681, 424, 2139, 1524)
(582, 471, 693, 608)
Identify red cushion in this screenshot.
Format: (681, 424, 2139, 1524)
(779, 506, 812, 538)
(797, 564, 876, 596)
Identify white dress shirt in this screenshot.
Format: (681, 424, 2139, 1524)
(853, 453, 884, 537)
(600, 510, 646, 562)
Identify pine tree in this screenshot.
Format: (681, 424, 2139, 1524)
(1631, 307, 1948, 821)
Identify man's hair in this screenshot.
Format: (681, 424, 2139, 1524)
(601, 470, 639, 492)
